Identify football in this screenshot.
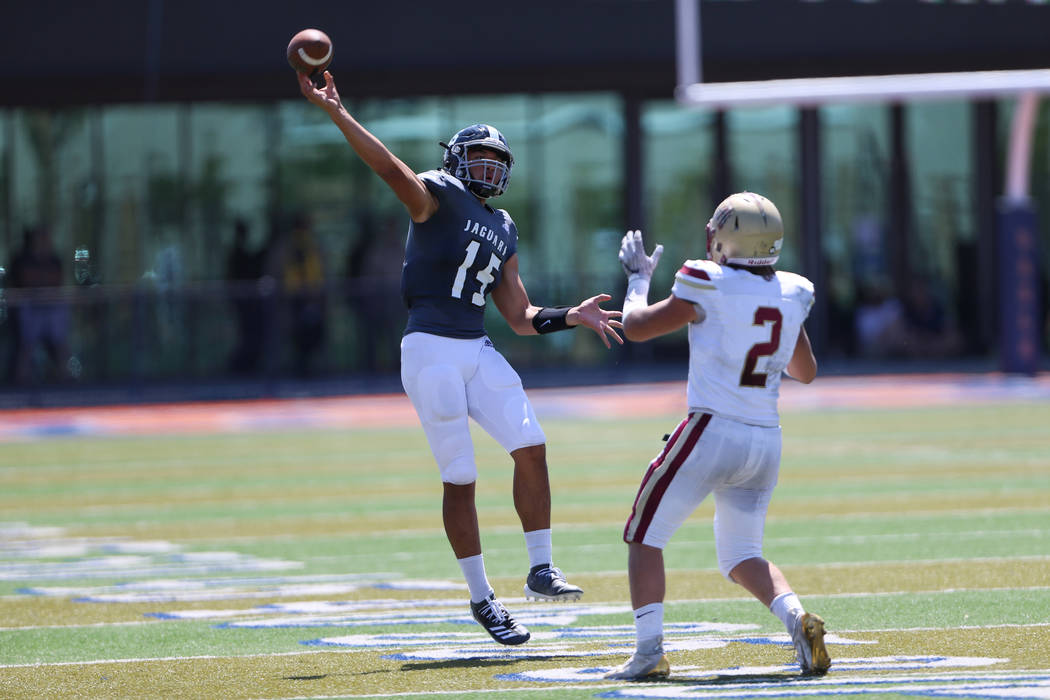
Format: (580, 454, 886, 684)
(286, 28, 333, 75)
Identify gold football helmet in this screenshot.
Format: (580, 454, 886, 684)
(705, 192, 783, 266)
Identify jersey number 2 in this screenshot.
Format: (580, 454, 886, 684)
(740, 307, 783, 388)
(451, 240, 501, 307)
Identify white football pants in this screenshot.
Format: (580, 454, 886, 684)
(623, 411, 781, 579)
(400, 332, 546, 485)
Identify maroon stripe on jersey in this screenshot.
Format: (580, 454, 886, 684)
(623, 412, 712, 544)
(678, 265, 711, 280)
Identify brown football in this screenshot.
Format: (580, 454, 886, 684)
(286, 29, 333, 75)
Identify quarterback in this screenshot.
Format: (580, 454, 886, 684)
(606, 192, 830, 679)
(298, 70, 623, 645)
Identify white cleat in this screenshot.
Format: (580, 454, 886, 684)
(603, 652, 670, 680)
(792, 612, 831, 676)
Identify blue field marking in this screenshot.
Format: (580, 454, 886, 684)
(301, 624, 875, 658)
(5, 553, 301, 583)
(381, 645, 627, 662)
(303, 622, 752, 651)
(371, 580, 466, 590)
(494, 664, 1024, 694)
(503, 656, 1006, 685)
(590, 671, 1050, 699)
(1, 525, 302, 584)
(223, 601, 630, 630)
(4, 524, 468, 605)
(358, 632, 872, 664)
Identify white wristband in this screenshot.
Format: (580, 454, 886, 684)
(623, 274, 650, 322)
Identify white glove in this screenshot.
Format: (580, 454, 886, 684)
(619, 230, 663, 280)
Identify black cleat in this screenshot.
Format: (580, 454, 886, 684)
(470, 594, 530, 645)
(523, 564, 584, 602)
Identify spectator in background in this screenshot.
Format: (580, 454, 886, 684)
(855, 275, 964, 360)
(854, 277, 908, 358)
(900, 275, 963, 358)
(279, 212, 328, 376)
(8, 226, 72, 384)
(226, 218, 267, 374)
(345, 213, 406, 373)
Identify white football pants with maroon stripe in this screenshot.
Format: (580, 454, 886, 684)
(623, 411, 781, 579)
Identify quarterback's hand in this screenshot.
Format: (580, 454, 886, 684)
(298, 70, 342, 113)
(619, 229, 663, 279)
(569, 294, 624, 349)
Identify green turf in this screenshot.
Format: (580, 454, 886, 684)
(1, 397, 1048, 698)
(1, 587, 1046, 666)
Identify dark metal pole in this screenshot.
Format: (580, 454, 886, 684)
(973, 101, 998, 355)
(799, 107, 827, 354)
(624, 93, 644, 231)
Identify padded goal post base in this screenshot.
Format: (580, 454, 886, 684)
(997, 200, 1043, 376)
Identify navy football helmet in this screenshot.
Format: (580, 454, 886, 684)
(440, 124, 514, 198)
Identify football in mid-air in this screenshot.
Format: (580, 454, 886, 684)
(286, 29, 333, 75)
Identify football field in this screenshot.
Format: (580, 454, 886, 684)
(1, 374, 1049, 699)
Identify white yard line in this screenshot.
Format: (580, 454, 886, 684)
(159, 507, 1050, 542)
(0, 648, 358, 669)
(265, 686, 620, 699)
(1, 620, 1048, 660)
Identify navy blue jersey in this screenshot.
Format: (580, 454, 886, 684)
(401, 170, 518, 338)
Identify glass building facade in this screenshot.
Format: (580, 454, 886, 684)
(1, 93, 1048, 390)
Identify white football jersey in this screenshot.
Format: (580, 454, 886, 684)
(671, 259, 814, 427)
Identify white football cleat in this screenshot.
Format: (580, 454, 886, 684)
(792, 612, 831, 675)
(604, 652, 670, 680)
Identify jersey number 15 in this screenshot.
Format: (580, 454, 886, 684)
(451, 240, 501, 307)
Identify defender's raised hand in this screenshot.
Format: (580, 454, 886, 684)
(570, 294, 624, 348)
(619, 229, 663, 279)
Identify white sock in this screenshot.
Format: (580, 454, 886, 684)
(524, 528, 552, 569)
(633, 602, 664, 653)
(770, 591, 804, 632)
(458, 554, 493, 603)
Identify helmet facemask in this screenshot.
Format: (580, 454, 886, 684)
(455, 147, 510, 199)
(441, 124, 514, 198)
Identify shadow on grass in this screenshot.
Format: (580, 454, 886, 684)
(619, 671, 814, 687)
(283, 674, 328, 681)
(400, 654, 575, 672)
(283, 668, 394, 681)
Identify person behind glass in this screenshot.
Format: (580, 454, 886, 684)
(9, 226, 72, 384)
(344, 213, 406, 373)
(225, 218, 266, 375)
(605, 193, 830, 680)
(298, 70, 624, 645)
(280, 212, 328, 377)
